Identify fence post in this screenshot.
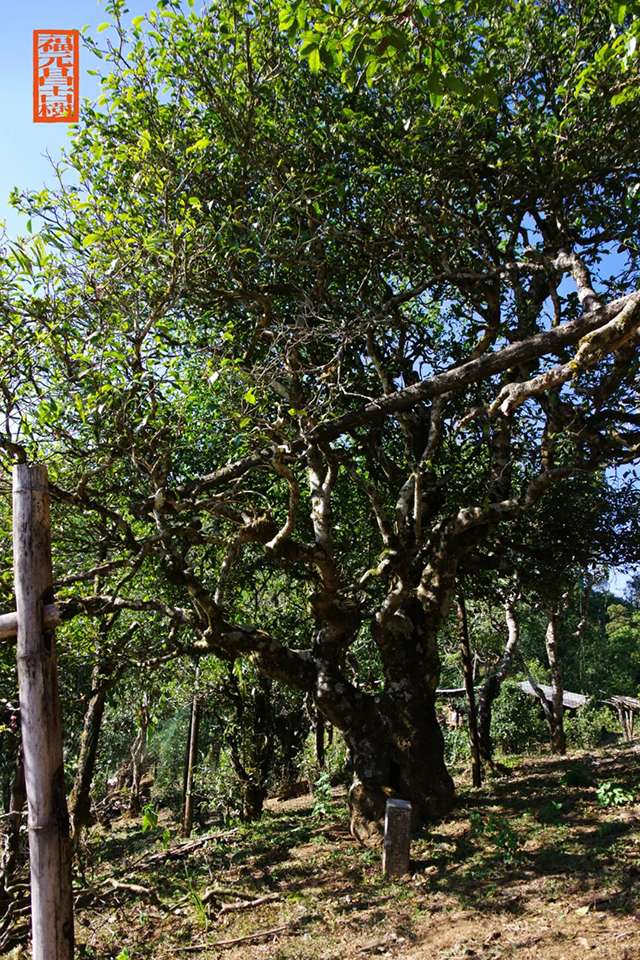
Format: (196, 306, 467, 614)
(13, 463, 74, 960)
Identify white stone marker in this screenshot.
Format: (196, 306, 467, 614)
(382, 798, 412, 878)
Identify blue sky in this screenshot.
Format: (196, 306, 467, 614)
(0, 0, 152, 237)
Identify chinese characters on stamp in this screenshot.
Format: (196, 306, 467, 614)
(33, 30, 79, 123)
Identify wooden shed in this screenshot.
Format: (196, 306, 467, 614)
(603, 695, 640, 742)
(516, 681, 589, 712)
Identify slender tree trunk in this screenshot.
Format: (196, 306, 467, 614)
(519, 654, 558, 743)
(69, 661, 118, 846)
(545, 611, 566, 755)
(129, 697, 149, 817)
(12, 463, 74, 960)
(182, 665, 201, 837)
(315, 712, 325, 768)
(1, 753, 26, 894)
(456, 594, 481, 787)
(477, 597, 520, 764)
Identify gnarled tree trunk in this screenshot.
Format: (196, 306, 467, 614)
(315, 598, 455, 844)
(457, 593, 481, 787)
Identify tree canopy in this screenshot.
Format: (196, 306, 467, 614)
(1, 0, 640, 837)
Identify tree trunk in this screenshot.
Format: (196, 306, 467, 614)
(12, 463, 74, 960)
(129, 697, 150, 817)
(181, 666, 201, 837)
(69, 661, 117, 846)
(315, 598, 455, 844)
(1, 753, 26, 894)
(315, 712, 325, 768)
(456, 594, 481, 787)
(545, 611, 566, 755)
(477, 597, 520, 764)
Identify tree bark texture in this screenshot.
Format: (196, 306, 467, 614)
(477, 597, 520, 764)
(69, 661, 116, 844)
(317, 598, 455, 844)
(129, 697, 150, 817)
(545, 611, 567, 755)
(12, 463, 74, 960)
(456, 594, 481, 787)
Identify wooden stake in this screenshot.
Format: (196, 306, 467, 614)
(382, 798, 412, 878)
(13, 464, 74, 960)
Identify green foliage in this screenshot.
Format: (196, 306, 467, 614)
(312, 770, 333, 818)
(562, 762, 596, 789)
(539, 800, 564, 824)
(565, 702, 615, 750)
(469, 811, 524, 863)
(596, 780, 635, 807)
(141, 802, 158, 832)
(185, 871, 208, 931)
(442, 726, 470, 765)
(490, 682, 547, 755)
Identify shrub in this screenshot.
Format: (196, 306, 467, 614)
(565, 702, 615, 750)
(442, 726, 470, 764)
(596, 780, 635, 807)
(490, 681, 547, 755)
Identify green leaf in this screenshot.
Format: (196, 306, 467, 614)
(97, 22, 111, 32)
(279, 8, 295, 31)
(132, 15, 145, 28)
(610, 3, 626, 24)
(308, 47, 321, 74)
(443, 74, 467, 96)
(82, 233, 101, 248)
(243, 388, 257, 404)
(574, 905, 590, 916)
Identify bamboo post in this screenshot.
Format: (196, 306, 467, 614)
(382, 799, 412, 878)
(12, 463, 74, 960)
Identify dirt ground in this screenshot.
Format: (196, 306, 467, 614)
(3, 745, 640, 960)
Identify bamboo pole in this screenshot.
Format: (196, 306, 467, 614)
(12, 463, 74, 960)
(0, 604, 61, 640)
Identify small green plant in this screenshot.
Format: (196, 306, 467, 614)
(442, 726, 470, 764)
(562, 762, 595, 788)
(185, 870, 208, 931)
(539, 800, 563, 824)
(312, 770, 333, 818)
(115, 950, 130, 960)
(598, 821, 626, 838)
(470, 811, 524, 862)
(596, 780, 634, 807)
(141, 802, 158, 832)
(158, 826, 171, 851)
